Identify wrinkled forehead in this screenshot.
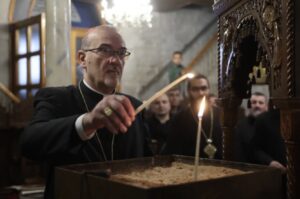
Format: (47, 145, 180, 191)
(86, 27, 125, 49)
(250, 95, 267, 103)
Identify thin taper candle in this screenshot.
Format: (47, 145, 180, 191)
(135, 73, 194, 114)
(194, 96, 206, 180)
(194, 117, 202, 180)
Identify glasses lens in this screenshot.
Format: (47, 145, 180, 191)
(98, 46, 112, 54)
(86, 46, 131, 58)
(191, 86, 208, 91)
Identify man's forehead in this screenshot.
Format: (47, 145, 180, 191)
(191, 78, 208, 86)
(250, 95, 266, 102)
(87, 27, 125, 47)
(157, 94, 169, 101)
(168, 90, 180, 95)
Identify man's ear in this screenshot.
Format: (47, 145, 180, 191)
(77, 50, 87, 70)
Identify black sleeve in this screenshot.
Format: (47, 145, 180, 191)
(20, 88, 84, 161)
(234, 123, 246, 162)
(163, 115, 183, 155)
(213, 108, 223, 159)
(123, 94, 153, 157)
(141, 110, 153, 157)
(251, 115, 273, 165)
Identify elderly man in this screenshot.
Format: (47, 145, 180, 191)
(164, 74, 223, 159)
(235, 92, 269, 162)
(21, 25, 150, 199)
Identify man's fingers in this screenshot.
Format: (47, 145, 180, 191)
(109, 99, 133, 127)
(115, 95, 135, 119)
(89, 95, 136, 134)
(102, 116, 119, 134)
(104, 109, 128, 133)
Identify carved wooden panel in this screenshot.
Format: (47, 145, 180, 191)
(286, 141, 300, 199)
(214, 0, 299, 198)
(215, 0, 295, 99)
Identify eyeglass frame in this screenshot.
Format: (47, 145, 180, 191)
(82, 44, 131, 58)
(189, 85, 209, 92)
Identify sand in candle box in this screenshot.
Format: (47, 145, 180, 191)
(110, 162, 251, 188)
(55, 156, 283, 199)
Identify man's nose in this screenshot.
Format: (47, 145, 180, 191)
(108, 54, 122, 63)
(253, 104, 260, 109)
(199, 90, 206, 96)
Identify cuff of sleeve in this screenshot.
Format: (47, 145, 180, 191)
(75, 114, 96, 141)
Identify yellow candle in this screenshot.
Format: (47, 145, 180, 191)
(135, 73, 195, 114)
(194, 96, 206, 180)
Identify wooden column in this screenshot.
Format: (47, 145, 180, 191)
(220, 98, 242, 160)
(274, 99, 300, 199)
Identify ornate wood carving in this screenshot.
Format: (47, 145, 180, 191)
(215, 0, 299, 198)
(213, 0, 240, 16)
(219, 98, 242, 160)
(285, 0, 295, 97)
(214, 0, 295, 98)
(285, 141, 300, 199)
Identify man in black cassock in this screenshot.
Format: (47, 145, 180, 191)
(164, 74, 223, 159)
(235, 92, 269, 163)
(252, 109, 286, 170)
(235, 92, 286, 171)
(147, 94, 172, 154)
(21, 25, 151, 199)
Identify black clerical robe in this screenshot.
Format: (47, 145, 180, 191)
(252, 109, 286, 166)
(147, 116, 172, 154)
(234, 116, 256, 163)
(164, 106, 223, 159)
(21, 81, 151, 199)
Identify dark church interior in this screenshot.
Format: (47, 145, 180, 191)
(0, 0, 300, 198)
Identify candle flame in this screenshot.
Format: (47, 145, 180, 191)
(187, 73, 195, 79)
(198, 96, 206, 118)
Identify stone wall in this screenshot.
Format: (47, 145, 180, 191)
(0, 25, 10, 87)
(118, 7, 218, 99)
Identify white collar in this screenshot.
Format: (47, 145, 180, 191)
(83, 79, 112, 96)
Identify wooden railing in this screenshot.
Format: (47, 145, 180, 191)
(138, 17, 217, 97)
(138, 32, 218, 97)
(183, 33, 218, 74)
(0, 82, 20, 104)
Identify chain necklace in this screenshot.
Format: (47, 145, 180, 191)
(191, 106, 217, 159)
(78, 81, 115, 161)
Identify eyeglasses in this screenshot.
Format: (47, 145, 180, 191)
(83, 45, 131, 58)
(190, 86, 208, 92)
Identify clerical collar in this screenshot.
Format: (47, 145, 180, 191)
(83, 79, 115, 96)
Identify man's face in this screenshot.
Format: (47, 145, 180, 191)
(188, 78, 210, 102)
(167, 89, 182, 107)
(249, 95, 268, 117)
(151, 94, 171, 117)
(78, 27, 126, 92)
(172, 54, 182, 65)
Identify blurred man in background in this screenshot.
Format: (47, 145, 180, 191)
(235, 92, 269, 162)
(147, 94, 172, 154)
(165, 74, 223, 159)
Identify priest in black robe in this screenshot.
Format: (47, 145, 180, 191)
(164, 74, 223, 159)
(21, 25, 151, 199)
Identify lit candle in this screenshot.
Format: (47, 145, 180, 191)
(135, 73, 195, 114)
(194, 96, 206, 180)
